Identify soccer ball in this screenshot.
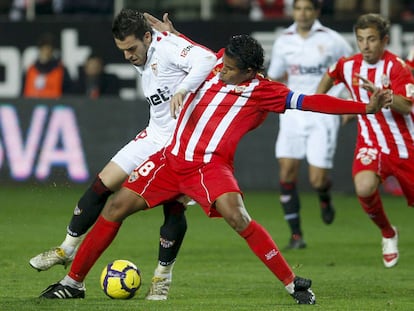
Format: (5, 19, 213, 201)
(100, 259, 141, 299)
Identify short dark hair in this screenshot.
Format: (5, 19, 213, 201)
(37, 33, 55, 48)
(225, 35, 264, 72)
(112, 9, 153, 41)
(293, 0, 322, 10)
(354, 13, 390, 39)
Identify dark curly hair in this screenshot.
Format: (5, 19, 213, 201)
(112, 9, 153, 41)
(224, 35, 264, 72)
(354, 13, 390, 40)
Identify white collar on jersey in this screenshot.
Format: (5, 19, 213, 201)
(286, 19, 324, 35)
(133, 29, 158, 74)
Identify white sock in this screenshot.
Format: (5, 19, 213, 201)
(154, 262, 175, 279)
(60, 275, 85, 289)
(285, 281, 295, 294)
(59, 233, 84, 256)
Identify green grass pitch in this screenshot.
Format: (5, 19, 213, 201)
(1, 185, 413, 311)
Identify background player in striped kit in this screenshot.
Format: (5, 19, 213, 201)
(267, 0, 353, 249)
(316, 13, 414, 268)
(39, 32, 391, 304)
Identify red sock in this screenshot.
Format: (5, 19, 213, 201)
(68, 215, 121, 282)
(358, 190, 394, 238)
(239, 220, 295, 286)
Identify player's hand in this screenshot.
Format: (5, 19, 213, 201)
(366, 88, 392, 113)
(170, 91, 185, 119)
(144, 12, 180, 35)
(356, 74, 377, 93)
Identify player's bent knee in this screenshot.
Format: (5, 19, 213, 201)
(354, 183, 377, 198)
(223, 211, 251, 233)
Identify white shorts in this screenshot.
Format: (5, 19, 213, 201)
(110, 129, 169, 174)
(275, 110, 340, 169)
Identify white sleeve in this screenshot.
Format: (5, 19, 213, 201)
(160, 33, 217, 94)
(267, 37, 286, 80)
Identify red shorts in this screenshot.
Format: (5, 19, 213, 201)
(352, 142, 414, 207)
(122, 149, 242, 217)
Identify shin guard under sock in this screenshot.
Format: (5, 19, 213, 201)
(67, 176, 113, 237)
(358, 190, 394, 238)
(239, 220, 294, 286)
(158, 201, 187, 266)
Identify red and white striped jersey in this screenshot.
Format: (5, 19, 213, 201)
(167, 53, 294, 165)
(328, 50, 414, 158)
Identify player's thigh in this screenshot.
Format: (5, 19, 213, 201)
(184, 162, 241, 217)
(99, 161, 130, 191)
(102, 187, 148, 222)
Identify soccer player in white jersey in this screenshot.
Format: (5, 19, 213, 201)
(317, 13, 414, 268)
(267, 0, 353, 249)
(39, 33, 391, 303)
(29, 9, 216, 300)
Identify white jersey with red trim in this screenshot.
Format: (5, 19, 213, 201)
(328, 50, 414, 158)
(133, 30, 217, 145)
(267, 20, 352, 96)
(110, 31, 216, 174)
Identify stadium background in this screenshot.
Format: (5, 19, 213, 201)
(0, 16, 413, 192)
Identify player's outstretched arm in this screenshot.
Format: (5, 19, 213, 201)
(297, 89, 392, 115)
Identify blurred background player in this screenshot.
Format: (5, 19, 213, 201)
(316, 13, 414, 268)
(29, 9, 217, 300)
(22, 32, 73, 98)
(267, 0, 352, 249)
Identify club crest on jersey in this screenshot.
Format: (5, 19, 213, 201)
(381, 74, 390, 88)
(151, 63, 158, 76)
(352, 74, 359, 86)
(356, 147, 378, 165)
(234, 85, 246, 93)
(405, 83, 414, 97)
(128, 170, 139, 183)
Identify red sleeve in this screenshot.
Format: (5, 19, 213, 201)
(389, 59, 414, 100)
(327, 57, 346, 86)
(301, 94, 367, 114)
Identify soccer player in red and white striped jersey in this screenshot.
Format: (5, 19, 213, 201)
(317, 13, 414, 268)
(40, 34, 391, 304)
